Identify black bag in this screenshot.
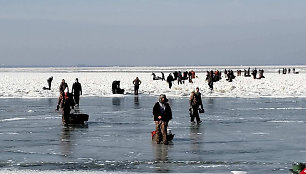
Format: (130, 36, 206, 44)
(199, 108, 205, 113)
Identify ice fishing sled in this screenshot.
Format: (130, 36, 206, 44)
(62, 113, 89, 125)
(112, 81, 125, 94)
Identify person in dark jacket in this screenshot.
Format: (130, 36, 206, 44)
(166, 73, 174, 89)
(189, 89, 203, 124)
(47, 76, 53, 90)
(72, 78, 82, 105)
(133, 77, 141, 95)
(153, 94, 172, 145)
(60, 91, 75, 124)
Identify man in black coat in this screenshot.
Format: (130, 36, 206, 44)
(153, 94, 172, 145)
(72, 78, 82, 106)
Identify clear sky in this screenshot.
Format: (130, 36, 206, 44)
(0, 0, 306, 66)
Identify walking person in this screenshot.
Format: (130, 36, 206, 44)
(189, 89, 202, 124)
(132, 77, 142, 95)
(56, 79, 68, 110)
(153, 94, 172, 145)
(72, 78, 82, 106)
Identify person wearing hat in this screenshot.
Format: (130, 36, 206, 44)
(72, 78, 82, 106)
(153, 94, 172, 145)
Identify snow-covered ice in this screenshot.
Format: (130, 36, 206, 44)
(0, 65, 305, 98)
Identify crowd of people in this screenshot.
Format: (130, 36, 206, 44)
(45, 67, 297, 144)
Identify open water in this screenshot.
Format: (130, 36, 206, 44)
(1, 95, 306, 173)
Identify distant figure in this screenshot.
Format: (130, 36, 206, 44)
(161, 72, 165, 81)
(72, 78, 82, 106)
(47, 76, 53, 90)
(57, 79, 68, 110)
(258, 69, 265, 79)
(112, 81, 125, 94)
(59, 79, 69, 94)
(152, 73, 162, 80)
(252, 69, 257, 79)
(153, 94, 172, 145)
(206, 71, 213, 90)
(189, 88, 203, 124)
(177, 71, 183, 85)
(166, 73, 174, 89)
(133, 77, 142, 95)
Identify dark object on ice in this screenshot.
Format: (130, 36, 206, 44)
(199, 108, 205, 113)
(43, 87, 50, 90)
(43, 76, 53, 90)
(47, 76, 53, 90)
(59, 92, 89, 125)
(290, 162, 306, 174)
(152, 73, 162, 80)
(151, 130, 174, 142)
(64, 113, 89, 124)
(112, 81, 125, 94)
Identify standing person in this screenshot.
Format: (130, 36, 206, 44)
(195, 87, 204, 112)
(153, 94, 172, 145)
(72, 78, 82, 106)
(57, 79, 68, 110)
(207, 71, 213, 90)
(166, 73, 174, 89)
(132, 77, 142, 95)
(161, 72, 165, 81)
(189, 90, 202, 124)
(60, 90, 75, 124)
(47, 76, 53, 90)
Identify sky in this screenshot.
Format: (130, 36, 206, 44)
(0, 0, 306, 67)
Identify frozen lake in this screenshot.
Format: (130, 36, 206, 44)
(1, 96, 306, 173)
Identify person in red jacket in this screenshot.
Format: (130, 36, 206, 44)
(153, 94, 172, 145)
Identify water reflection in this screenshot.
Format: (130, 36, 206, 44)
(112, 97, 121, 106)
(134, 96, 140, 109)
(60, 127, 74, 157)
(60, 125, 88, 158)
(152, 143, 170, 173)
(112, 97, 124, 111)
(189, 124, 202, 154)
(206, 97, 215, 109)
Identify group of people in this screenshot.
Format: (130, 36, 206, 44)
(153, 87, 204, 145)
(52, 78, 82, 111)
(279, 68, 298, 74)
(163, 70, 197, 89)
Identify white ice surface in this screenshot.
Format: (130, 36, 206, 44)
(0, 66, 305, 98)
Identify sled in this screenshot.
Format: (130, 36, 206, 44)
(63, 113, 89, 125)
